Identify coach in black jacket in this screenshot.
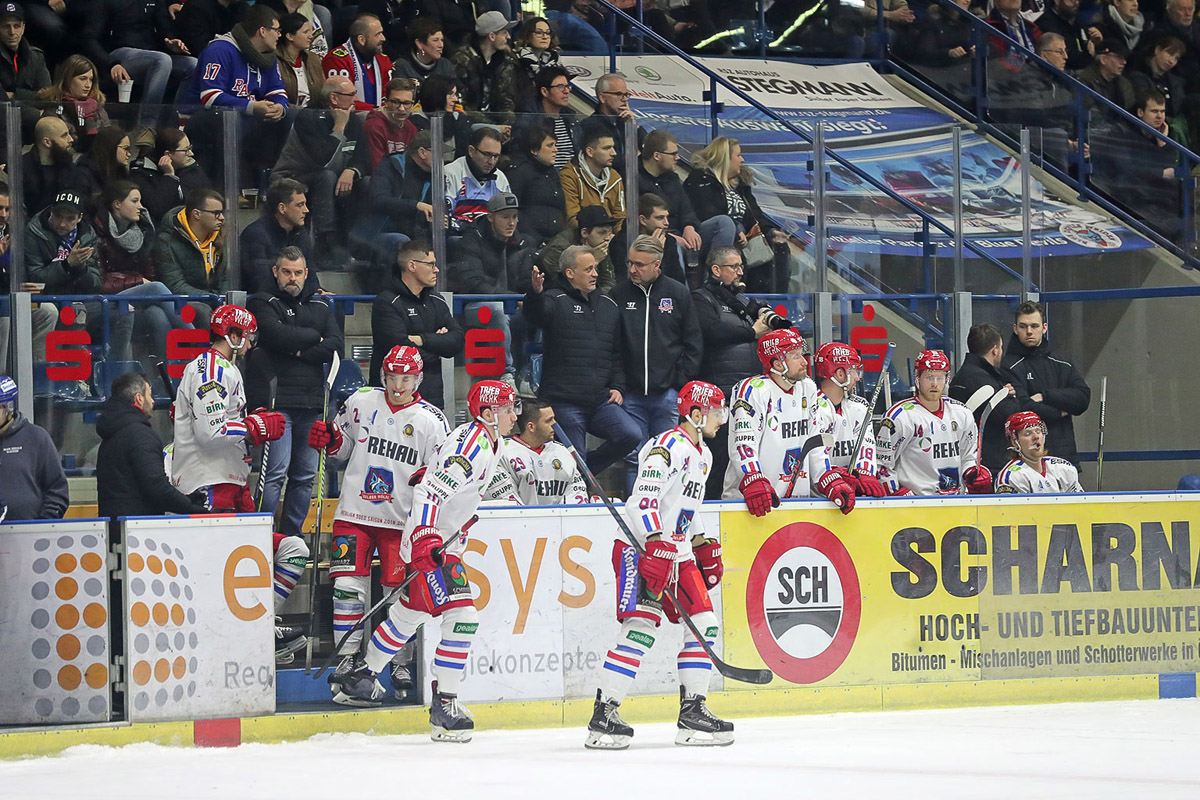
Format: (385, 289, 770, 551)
(369, 241, 464, 409)
(246, 246, 343, 535)
(948, 323, 1030, 476)
(524, 244, 640, 474)
(1001, 302, 1090, 466)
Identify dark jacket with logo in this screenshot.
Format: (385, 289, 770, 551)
(0, 413, 68, 520)
(948, 352, 1029, 475)
(96, 397, 205, 518)
(1001, 333, 1090, 465)
(611, 273, 702, 395)
(0, 39, 50, 101)
(246, 283, 343, 410)
(524, 275, 624, 407)
(369, 274, 464, 409)
(692, 277, 761, 394)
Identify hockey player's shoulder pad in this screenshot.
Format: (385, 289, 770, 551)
(646, 429, 685, 466)
(330, 45, 350, 57)
(417, 400, 450, 427)
(355, 386, 377, 396)
(996, 484, 1019, 494)
(885, 398, 915, 417)
(943, 396, 967, 408)
(843, 393, 870, 408)
(1045, 456, 1075, 467)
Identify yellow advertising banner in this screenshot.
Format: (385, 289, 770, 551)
(720, 495, 1200, 689)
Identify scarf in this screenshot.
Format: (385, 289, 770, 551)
(1106, 5, 1144, 48)
(516, 47, 558, 76)
(575, 152, 613, 194)
(343, 39, 384, 107)
(55, 226, 79, 264)
(231, 23, 279, 70)
(176, 209, 219, 276)
(108, 212, 144, 254)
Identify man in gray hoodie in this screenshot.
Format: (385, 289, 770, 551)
(0, 376, 68, 520)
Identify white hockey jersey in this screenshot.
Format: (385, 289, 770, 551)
(624, 426, 710, 562)
(877, 396, 978, 496)
(722, 374, 830, 500)
(329, 388, 450, 527)
(170, 348, 252, 494)
(995, 457, 1083, 494)
(403, 420, 503, 560)
(811, 390, 878, 485)
(484, 436, 589, 505)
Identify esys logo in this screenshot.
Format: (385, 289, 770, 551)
(746, 522, 860, 683)
(465, 305, 505, 378)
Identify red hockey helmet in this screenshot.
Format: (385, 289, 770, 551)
(1005, 411, 1046, 440)
(913, 349, 951, 376)
(812, 342, 863, 381)
(382, 345, 423, 376)
(678, 380, 727, 423)
(210, 305, 257, 341)
(467, 380, 520, 419)
(757, 329, 806, 372)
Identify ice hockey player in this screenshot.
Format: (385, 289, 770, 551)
(169, 304, 308, 661)
(310, 345, 450, 702)
(876, 349, 991, 495)
(484, 397, 589, 504)
(331, 379, 519, 742)
(810, 342, 886, 498)
(586, 380, 733, 750)
(723, 329, 855, 515)
(995, 411, 1083, 493)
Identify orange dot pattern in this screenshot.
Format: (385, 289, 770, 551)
(124, 538, 198, 715)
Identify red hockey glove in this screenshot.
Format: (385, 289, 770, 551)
(963, 465, 993, 495)
(245, 409, 286, 445)
(739, 472, 779, 517)
(816, 467, 856, 515)
(408, 466, 427, 486)
(887, 485, 913, 497)
(850, 470, 886, 498)
(693, 538, 723, 587)
(306, 420, 342, 454)
(639, 538, 677, 595)
(409, 526, 444, 573)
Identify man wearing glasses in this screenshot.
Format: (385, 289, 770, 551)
(514, 65, 578, 168)
(155, 188, 228, 328)
(364, 77, 419, 171)
(581, 72, 645, 167)
(444, 126, 511, 231)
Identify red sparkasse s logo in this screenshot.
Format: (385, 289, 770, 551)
(45, 306, 91, 381)
(746, 521, 861, 684)
(464, 306, 505, 378)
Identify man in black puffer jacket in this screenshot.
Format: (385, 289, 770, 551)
(97, 371, 206, 519)
(948, 323, 1030, 476)
(246, 246, 343, 536)
(524, 244, 640, 475)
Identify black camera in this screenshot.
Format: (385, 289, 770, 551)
(725, 288, 795, 330)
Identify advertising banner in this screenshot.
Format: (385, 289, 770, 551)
(123, 516, 276, 721)
(720, 494, 1200, 689)
(0, 519, 111, 725)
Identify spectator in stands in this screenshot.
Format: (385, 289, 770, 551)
(93, 179, 189, 362)
(38, 55, 110, 144)
(863, 0, 915, 40)
(272, 75, 369, 267)
(685, 136, 788, 290)
(392, 17, 456, 83)
(1001, 300, 1091, 467)
(22, 0, 68, 65)
(0, 375, 67, 520)
(410, 74, 472, 162)
(1107, 89, 1183, 232)
(130, 127, 212, 226)
(543, 0, 608, 54)
(260, 0, 330, 57)
(1076, 37, 1136, 110)
(79, 125, 133, 195)
(450, 11, 518, 130)
(1036, 0, 1100, 70)
(507, 123, 566, 246)
(354, 129, 436, 274)
(0, 4, 50, 101)
(364, 77, 418, 171)
(894, 0, 976, 69)
(0, 185, 57, 373)
(612, 234, 702, 482)
(323, 13, 392, 112)
(452, 191, 536, 385)
(513, 16, 560, 111)
(246, 245, 342, 536)
(97, 371, 207, 518)
(154, 188, 227, 323)
(22, 116, 98, 219)
(539, 204, 617, 292)
(445, 125, 510, 231)
(514, 66, 577, 169)
(241, 178, 317, 294)
(370, 239, 464, 409)
(561, 127, 625, 229)
(613, 192, 685, 286)
(175, 0, 245, 58)
(525, 244, 640, 473)
(1127, 35, 1186, 116)
(949, 323, 1027, 474)
(276, 11, 325, 108)
(987, 0, 1040, 57)
(78, 0, 196, 124)
(1147, 0, 1200, 79)
(1098, 0, 1145, 53)
(639, 129, 733, 265)
(25, 190, 100, 296)
(580, 72, 640, 165)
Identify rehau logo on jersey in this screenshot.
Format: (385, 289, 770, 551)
(361, 467, 395, 503)
(746, 522, 861, 684)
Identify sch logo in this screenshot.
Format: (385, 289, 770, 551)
(46, 304, 209, 383)
(464, 306, 505, 378)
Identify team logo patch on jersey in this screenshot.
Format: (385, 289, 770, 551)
(403, 423, 414, 437)
(648, 445, 672, 466)
(361, 467, 395, 503)
(951, 421, 958, 432)
(879, 417, 895, 433)
(675, 508, 694, 541)
(332, 535, 352, 559)
(196, 379, 226, 399)
(732, 398, 754, 416)
(552, 458, 562, 470)
(445, 454, 473, 476)
(658, 298, 673, 313)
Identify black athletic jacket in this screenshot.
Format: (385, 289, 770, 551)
(1001, 334, 1090, 466)
(611, 273, 702, 395)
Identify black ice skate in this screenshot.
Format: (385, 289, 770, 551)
(390, 657, 415, 701)
(584, 689, 633, 750)
(675, 687, 734, 746)
(329, 654, 384, 707)
(275, 620, 307, 664)
(430, 680, 474, 742)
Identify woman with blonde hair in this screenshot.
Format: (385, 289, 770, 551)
(39, 55, 109, 140)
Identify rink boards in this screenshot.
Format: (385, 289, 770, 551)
(3, 493, 1199, 756)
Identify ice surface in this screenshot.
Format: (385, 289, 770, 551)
(2, 699, 1199, 799)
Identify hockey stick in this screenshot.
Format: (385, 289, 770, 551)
(1096, 376, 1107, 491)
(154, 358, 177, 402)
(963, 387, 1008, 493)
(963, 384, 995, 415)
(305, 351, 341, 674)
(849, 342, 896, 470)
(782, 433, 835, 499)
(311, 519, 476, 680)
(255, 375, 278, 512)
(552, 421, 774, 686)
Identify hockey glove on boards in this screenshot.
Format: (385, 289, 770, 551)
(409, 526, 444, 573)
(307, 420, 342, 454)
(693, 538, 723, 587)
(245, 409, 286, 445)
(816, 467, 856, 515)
(739, 471, 780, 517)
(850, 470, 886, 498)
(408, 466, 427, 487)
(639, 538, 677, 596)
(963, 465, 993, 495)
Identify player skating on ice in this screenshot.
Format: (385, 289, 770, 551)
(876, 349, 990, 495)
(995, 411, 1083, 493)
(331, 380, 518, 742)
(810, 342, 885, 499)
(586, 380, 733, 750)
(310, 346, 450, 702)
(169, 304, 307, 661)
(484, 398, 589, 505)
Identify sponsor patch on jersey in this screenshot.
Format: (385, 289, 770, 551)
(196, 379, 227, 399)
(445, 453, 473, 476)
(361, 466, 395, 503)
(996, 484, 1017, 494)
(552, 458, 562, 470)
(648, 445, 672, 466)
(879, 417, 895, 433)
(732, 398, 754, 417)
(331, 45, 350, 57)
(658, 298, 674, 313)
(332, 535, 352, 559)
(403, 423, 414, 437)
